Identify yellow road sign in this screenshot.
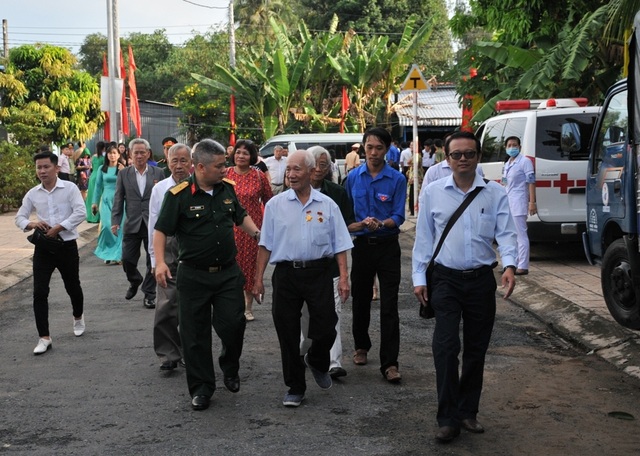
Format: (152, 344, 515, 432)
(401, 64, 428, 91)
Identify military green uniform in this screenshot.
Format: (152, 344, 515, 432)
(154, 174, 247, 398)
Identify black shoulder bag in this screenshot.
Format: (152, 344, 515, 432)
(420, 183, 486, 319)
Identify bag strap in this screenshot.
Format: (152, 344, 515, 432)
(429, 179, 488, 268)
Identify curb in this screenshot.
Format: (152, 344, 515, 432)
(506, 275, 640, 381)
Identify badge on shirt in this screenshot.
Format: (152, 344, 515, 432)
(317, 211, 323, 223)
(223, 199, 233, 205)
(190, 205, 204, 211)
(377, 193, 390, 202)
(306, 210, 312, 222)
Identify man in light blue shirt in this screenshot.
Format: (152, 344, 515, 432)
(253, 150, 352, 408)
(412, 131, 517, 443)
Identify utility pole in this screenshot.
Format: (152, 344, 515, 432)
(2, 20, 8, 59)
(228, 0, 236, 69)
(106, 0, 120, 142)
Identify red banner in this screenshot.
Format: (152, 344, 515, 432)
(340, 86, 349, 133)
(128, 45, 142, 137)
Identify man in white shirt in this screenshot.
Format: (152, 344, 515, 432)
(264, 146, 288, 194)
(57, 143, 72, 181)
(15, 150, 87, 355)
(399, 142, 413, 176)
(148, 143, 192, 371)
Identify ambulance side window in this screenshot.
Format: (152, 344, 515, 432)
(480, 119, 506, 163)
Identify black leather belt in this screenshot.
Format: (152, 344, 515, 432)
(434, 263, 497, 279)
(179, 260, 235, 273)
(278, 258, 332, 269)
(355, 234, 399, 245)
(272, 182, 284, 186)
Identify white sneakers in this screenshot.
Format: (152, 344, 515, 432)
(73, 315, 85, 337)
(33, 338, 52, 355)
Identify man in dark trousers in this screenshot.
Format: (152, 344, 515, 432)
(343, 127, 406, 383)
(253, 149, 352, 408)
(412, 131, 517, 442)
(15, 150, 87, 354)
(154, 139, 260, 411)
(111, 138, 165, 309)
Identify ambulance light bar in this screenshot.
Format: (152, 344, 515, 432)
(495, 98, 589, 113)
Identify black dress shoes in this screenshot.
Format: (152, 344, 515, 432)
(160, 360, 178, 371)
(143, 298, 156, 309)
(125, 283, 140, 300)
(461, 418, 485, 433)
(191, 395, 210, 411)
(435, 426, 460, 442)
(329, 367, 347, 379)
(223, 375, 240, 393)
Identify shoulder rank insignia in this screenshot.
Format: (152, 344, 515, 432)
(222, 177, 236, 186)
(169, 181, 189, 195)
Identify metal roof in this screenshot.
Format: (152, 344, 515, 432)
(392, 87, 462, 127)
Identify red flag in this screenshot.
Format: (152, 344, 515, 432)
(102, 54, 110, 142)
(461, 94, 474, 132)
(229, 94, 236, 146)
(128, 45, 142, 137)
(119, 49, 130, 136)
(340, 86, 349, 133)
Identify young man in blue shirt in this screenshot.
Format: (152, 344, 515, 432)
(344, 127, 406, 383)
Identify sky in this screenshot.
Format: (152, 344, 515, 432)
(2, 0, 231, 55)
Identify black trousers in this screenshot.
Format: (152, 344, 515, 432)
(272, 263, 337, 395)
(350, 237, 401, 373)
(430, 267, 497, 427)
(177, 262, 246, 398)
(121, 222, 156, 300)
(33, 241, 84, 337)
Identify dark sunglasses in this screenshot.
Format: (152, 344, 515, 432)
(447, 150, 477, 160)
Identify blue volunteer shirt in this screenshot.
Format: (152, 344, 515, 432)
(344, 163, 406, 237)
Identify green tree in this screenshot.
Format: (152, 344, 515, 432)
(0, 44, 102, 145)
(450, 0, 636, 125)
(298, 0, 452, 76)
(78, 32, 107, 77)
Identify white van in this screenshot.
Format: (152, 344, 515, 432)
(475, 99, 600, 241)
(259, 133, 363, 183)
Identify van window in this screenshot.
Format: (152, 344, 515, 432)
(259, 142, 288, 158)
(591, 90, 627, 174)
(535, 113, 597, 161)
(480, 117, 526, 163)
(296, 142, 351, 161)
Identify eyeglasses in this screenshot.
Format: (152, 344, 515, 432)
(447, 150, 477, 160)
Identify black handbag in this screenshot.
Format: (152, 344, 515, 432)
(420, 183, 486, 319)
(27, 227, 65, 254)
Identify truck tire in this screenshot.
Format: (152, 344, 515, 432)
(601, 239, 640, 329)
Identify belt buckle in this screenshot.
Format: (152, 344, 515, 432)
(461, 269, 475, 278)
(208, 265, 222, 273)
(292, 261, 304, 269)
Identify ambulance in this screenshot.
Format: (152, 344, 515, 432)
(475, 98, 601, 241)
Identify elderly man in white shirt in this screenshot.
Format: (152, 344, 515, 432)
(148, 143, 192, 371)
(16, 150, 87, 355)
(264, 145, 288, 194)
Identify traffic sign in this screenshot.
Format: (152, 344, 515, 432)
(400, 64, 429, 91)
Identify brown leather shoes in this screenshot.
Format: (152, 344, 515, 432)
(461, 418, 485, 433)
(353, 349, 368, 365)
(384, 366, 401, 383)
(435, 426, 460, 442)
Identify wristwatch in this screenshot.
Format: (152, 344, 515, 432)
(503, 265, 516, 273)
(253, 231, 261, 241)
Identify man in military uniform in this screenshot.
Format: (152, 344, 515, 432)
(157, 137, 178, 178)
(153, 139, 260, 411)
